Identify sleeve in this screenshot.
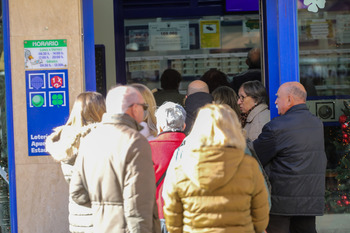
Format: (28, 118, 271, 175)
(253, 124, 277, 166)
(123, 137, 157, 233)
(250, 160, 270, 233)
(69, 154, 91, 207)
(162, 164, 184, 233)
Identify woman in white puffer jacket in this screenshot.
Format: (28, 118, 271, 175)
(46, 92, 106, 233)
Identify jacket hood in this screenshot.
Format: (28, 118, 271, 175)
(179, 146, 245, 191)
(45, 124, 96, 162)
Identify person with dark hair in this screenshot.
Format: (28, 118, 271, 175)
(231, 48, 262, 94)
(200, 68, 231, 93)
(238, 80, 270, 141)
(153, 69, 185, 106)
(212, 86, 241, 117)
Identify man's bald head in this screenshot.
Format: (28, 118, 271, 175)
(187, 80, 209, 96)
(282, 82, 307, 103)
(246, 48, 261, 69)
(275, 82, 307, 115)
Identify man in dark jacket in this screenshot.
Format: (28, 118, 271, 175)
(253, 82, 327, 233)
(231, 47, 261, 94)
(184, 80, 213, 135)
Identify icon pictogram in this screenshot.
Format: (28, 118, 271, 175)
(51, 76, 63, 88)
(51, 94, 63, 107)
(32, 95, 44, 107)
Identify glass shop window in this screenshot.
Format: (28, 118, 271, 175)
(298, 0, 350, 222)
(124, 15, 261, 94)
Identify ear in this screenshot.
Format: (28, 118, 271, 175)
(288, 94, 295, 107)
(182, 123, 186, 131)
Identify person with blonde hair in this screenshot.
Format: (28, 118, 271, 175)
(162, 103, 269, 233)
(132, 83, 158, 140)
(46, 91, 106, 233)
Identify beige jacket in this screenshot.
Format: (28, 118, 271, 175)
(244, 103, 270, 141)
(70, 113, 160, 233)
(162, 146, 269, 233)
(46, 125, 95, 233)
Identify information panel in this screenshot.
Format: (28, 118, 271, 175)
(24, 39, 69, 156)
(24, 39, 68, 70)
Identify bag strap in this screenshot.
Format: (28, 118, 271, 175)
(156, 169, 167, 187)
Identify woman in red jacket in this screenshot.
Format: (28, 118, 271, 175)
(149, 101, 187, 233)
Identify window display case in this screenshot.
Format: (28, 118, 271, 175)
(124, 15, 260, 92)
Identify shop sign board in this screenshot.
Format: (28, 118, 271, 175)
(24, 39, 69, 156)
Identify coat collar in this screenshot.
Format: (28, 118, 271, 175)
(102, 113, 143, 131)
(284, 103, 308, 115)
(155, 131, 186, 141)
(246, 103, 268, 122)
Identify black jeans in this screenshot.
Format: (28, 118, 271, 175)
(267, 215, 317, 233)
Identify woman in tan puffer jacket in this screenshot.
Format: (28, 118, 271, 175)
(162, 104, 269, 233)
(46, 92, 106, 233)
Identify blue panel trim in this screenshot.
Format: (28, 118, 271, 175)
(263, 0, 299, 119)
(278, 0, 299, 84)
(114, 0, 127, 85)
(2, 0, 18, 231)
(83, 0, 96, 91)
(263, 0, 279, 118)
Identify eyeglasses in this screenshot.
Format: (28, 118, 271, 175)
(238, 95, 249, 101)
(129, 103, 148, 111)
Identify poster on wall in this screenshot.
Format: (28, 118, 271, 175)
(305, 19, 334, 40)
(149, 21, 190, 51)
(24, 39, 69, 156)
(24, 39, 68, 70)
(199, 20, 221, 49)
(336, 15, 350, 44)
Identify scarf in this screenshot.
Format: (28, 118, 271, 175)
(240, 104, 257, 127)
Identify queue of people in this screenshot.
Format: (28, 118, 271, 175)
(46, 61, 327, 233)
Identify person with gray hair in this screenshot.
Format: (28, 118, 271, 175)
(237, 80, 270, 141)
(149, 102, 187, 233)
(155, 101, 186, 132)
(70, 85, 161, 233)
